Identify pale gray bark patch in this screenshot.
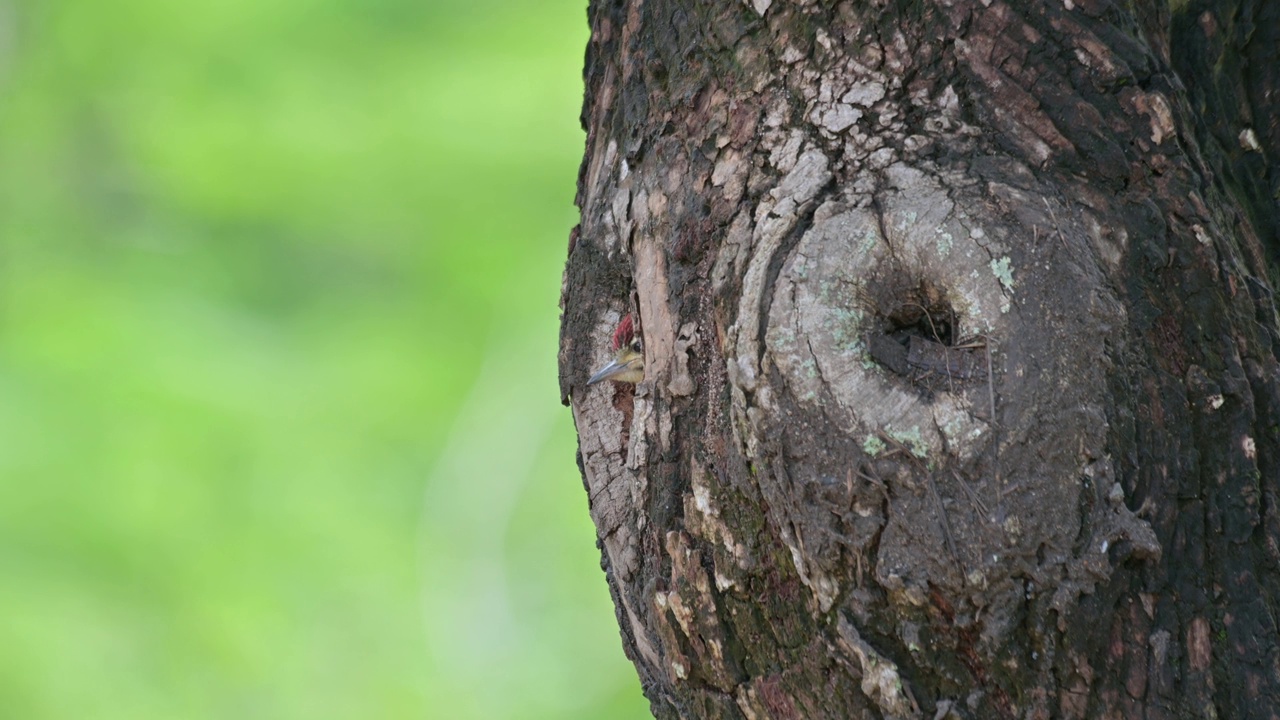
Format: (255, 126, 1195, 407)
(719, 143, 1157, 643)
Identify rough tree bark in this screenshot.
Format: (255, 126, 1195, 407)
(558, 1, 1280, 718)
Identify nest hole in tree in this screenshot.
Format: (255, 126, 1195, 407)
(864, 280, 985, 387)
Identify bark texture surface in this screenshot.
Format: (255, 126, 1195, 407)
(558, 1, 1280, 717)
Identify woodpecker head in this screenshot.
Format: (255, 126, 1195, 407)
(588, 314, 644, 386)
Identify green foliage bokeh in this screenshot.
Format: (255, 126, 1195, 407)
(0, 0, 648, 717)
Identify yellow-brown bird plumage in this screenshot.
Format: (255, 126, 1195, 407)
(588, 314, 644, 386)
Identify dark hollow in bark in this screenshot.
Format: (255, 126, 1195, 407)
(559, 1, 1280, 718)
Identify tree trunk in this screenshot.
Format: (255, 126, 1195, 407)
(558, 1, 1280, 718)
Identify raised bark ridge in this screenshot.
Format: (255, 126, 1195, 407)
(560, 1, 1280, 717)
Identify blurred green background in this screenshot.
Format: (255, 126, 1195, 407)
(0, 0, 649, 718)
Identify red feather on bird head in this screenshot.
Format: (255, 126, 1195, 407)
(611, 314, 635, 351)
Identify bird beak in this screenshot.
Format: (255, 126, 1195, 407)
(587, 358, 630, 386)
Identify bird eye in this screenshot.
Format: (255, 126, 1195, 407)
(631, 340, 642, 353)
